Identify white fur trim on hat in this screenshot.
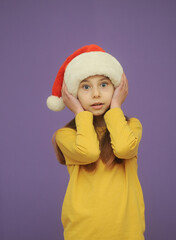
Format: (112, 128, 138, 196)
(64, 51, 123, 97)
(46, 95, 65, 111)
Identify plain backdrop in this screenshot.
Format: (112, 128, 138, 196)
(1, 0, 176, 239)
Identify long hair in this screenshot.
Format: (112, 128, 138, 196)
(52, 113, 129, 172)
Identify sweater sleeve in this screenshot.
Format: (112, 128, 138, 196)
(104, 108, 142, 159)
(55, 111, 100, 165)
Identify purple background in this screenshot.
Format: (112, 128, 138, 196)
(1, 0, 176, 239)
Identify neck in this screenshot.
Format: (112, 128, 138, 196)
(93, 115, 106, 127)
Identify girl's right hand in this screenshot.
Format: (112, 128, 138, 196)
(61, 81, 84, 115)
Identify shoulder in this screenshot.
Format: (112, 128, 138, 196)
(128, 117, 142, 128)
(55, 127, 76, 143)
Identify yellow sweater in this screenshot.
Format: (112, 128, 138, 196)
(56, 108, 145, 240)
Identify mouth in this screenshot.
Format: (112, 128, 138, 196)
(91, 103, 104, 109)
(91, 102, 104, 106)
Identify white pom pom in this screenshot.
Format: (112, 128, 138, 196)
(46, 95, 65, 111)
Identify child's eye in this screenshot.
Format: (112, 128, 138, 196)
(101, 82, 108, 87)
(82, 85, 90, 90)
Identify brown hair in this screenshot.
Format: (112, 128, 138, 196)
(52, 114, 129, 172)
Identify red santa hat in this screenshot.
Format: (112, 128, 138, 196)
(46, 44, 123, 111)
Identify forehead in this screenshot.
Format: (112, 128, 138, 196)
(81, 75, 110, 83)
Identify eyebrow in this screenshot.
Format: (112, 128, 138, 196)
(81, 76, 109, 83)
(99, 77, 109, 81)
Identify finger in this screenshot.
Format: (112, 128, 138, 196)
(122, 72, 127, 85)
(121, 73, 126, 85)
(123, 75, 128, 93)
(120, 73, 124, 84)
(117, 76, 123, 89)
(120, 76, 125, 88)
(121, 72, 124, 81)
(124, 74, 128, 88)
(123, 72, 126, 79)
(62, 81, 69, 97)
(126, 78, 128, 91)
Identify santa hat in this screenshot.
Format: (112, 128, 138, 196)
(46, 44, 123, 111)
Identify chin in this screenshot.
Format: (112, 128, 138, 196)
(92, 113, 102, 116)
(92, 110, 107, 116)
(85, 106, 110, 116)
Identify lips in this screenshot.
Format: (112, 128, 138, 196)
(91, 102, 104, 110)
(91, 102, 104, 106)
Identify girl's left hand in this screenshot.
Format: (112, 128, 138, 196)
(110, 72, 128, 109)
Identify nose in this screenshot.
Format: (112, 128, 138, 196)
(92, 86, 100, 98)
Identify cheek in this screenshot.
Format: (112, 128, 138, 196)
(77, 92, 87, 106)
(77, 89, 83, 100)
(106, 89, 114, 103)
(107, 87, 114, 97)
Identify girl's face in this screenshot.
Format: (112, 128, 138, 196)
(77, 75, 114, 116)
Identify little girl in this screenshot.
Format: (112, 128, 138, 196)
(47, 44, 145, 240)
